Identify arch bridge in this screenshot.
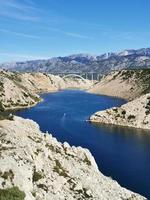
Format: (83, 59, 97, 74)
(62, 74, 87, 82)
(53, 72, 102, 83)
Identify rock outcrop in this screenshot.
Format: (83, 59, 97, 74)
(90, 93, 150, 130)
(0, 116, 146, 200)
(0, 70, 92, 111)
(89, 69, 150, 100)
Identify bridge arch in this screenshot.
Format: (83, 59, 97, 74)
(62, 74, 86, 81)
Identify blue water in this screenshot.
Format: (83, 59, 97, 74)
(15, 90, 150, 199)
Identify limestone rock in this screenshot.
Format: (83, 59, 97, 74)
(0, 116, 146, 199)
(0, 70, 92, 111)
(90, 93, 150, 130)
(88, 69, 150, 100)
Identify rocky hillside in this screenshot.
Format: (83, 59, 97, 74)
(90, 93, 150, 130)
(0, 70, 92, 112)
(0, 116, 145, 200)
(1, 48, 150, 74)
(89, 69, 150, 100)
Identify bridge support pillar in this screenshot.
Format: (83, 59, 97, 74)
(97, 74, 100, 81)
(91, 73, 94, 84)
(85, 73, 88, 80)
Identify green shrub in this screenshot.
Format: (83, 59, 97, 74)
(145, 110, 150, 115)
(0, 101, 4, 112)
(31, 191, 36, 197)
(83, 155, 91, 166)
(32, 171, 43, 182)
(0, 112, 14, 121)
(37, 184, 48, 192)
(121, 110, 126, 115)
(53, 159, 69, 177)
(1, 170, 14, 182)
(0, 187, 25, 200)
(128, 115, 136, 120)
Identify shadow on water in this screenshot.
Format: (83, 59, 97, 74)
(15, 90, 150, 199)
(91, 123, 150, 198)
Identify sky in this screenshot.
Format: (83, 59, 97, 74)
(0, 0, 150, 62)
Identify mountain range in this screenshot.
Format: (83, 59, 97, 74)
(1, 48, 150, 74)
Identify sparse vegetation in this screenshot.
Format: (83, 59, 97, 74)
(0, 101, 5, 112)
(1, 170, 14, 182)
(48, 76, 54, 84)
(32, 170, 43, 182)
(112, 108, 118, 112)
(28, 93, 40, 102)
(0, 145, 16, 156)
(53, 159, 69, 177)
(45, 143, 55, 151)
(112, 69, 150, 95)
(121, 70, 135, 81)
(83, 155, 91, 166)
(45, 143, 62, 154)
(10, 74, 22, 83)
(121, 110, 126, 115)
(0, 187, 25, 200)
(28, 136, 42, 143)
(145, 110, 150, 115)
(128, 115, 136, 120)
(31, 191, 36, 197)
(0, 111, 14, 121)
(37, 184, 48, 192)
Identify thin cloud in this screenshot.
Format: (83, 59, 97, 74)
(0, 52, 49, 61)
(0, 0, 100, 32)
(64, 32, 93, 40)
(1, 0, 37, 12)
(0, 0, 40, 22)
(0, 11, 39, 21)
(0, 29, 41, 39)
(47, 27, 94, 40)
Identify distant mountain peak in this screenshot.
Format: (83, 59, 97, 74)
(1, 47, 150, 74)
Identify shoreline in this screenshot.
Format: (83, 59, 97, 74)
(0, 116, 145, 199)
(2, 87, 94, 113)
(88, 88, 133, 101)
(0, 71, 93, 114)
(89, 93, 150, 130)
(88, 119, 150, 131)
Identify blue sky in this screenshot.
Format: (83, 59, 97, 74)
(0, 0, 150, 62)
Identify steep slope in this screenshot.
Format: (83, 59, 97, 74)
(0, 116, 146, 200)
(0, 70, 92, 112)
(1, 48, 150, 74)
(90, 93, 150, 130)
(0, 71, 41, 111)
(89, 69, 150, 100)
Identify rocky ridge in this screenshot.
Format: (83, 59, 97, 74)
(0, 116, 146, 200)
(90, 93, 150, 130)
(1, 48, 150, 74)
(0, 70, 92, 112)
(89, 69, 150, 100)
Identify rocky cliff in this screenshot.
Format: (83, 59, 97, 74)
(0, 116, 146, 200)
(0, 70, 92, 111)
(89, 69, 150, 100)
(90, 93, 150, 130)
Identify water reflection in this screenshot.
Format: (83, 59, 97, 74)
(93, 123, 150, 147)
